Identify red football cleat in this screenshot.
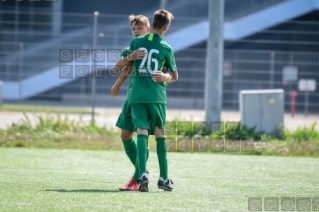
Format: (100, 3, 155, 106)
(119, 178, 139, 191)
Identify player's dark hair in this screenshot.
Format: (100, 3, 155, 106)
(152, 9, 174, 29)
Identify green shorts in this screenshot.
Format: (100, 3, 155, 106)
(115, 99, 135, 132)
(131, 103, 166, 131)
(116, 100, 155, 135)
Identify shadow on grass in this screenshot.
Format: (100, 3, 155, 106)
(44, 189, 120, 193)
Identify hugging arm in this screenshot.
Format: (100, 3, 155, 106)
(113, 49, 145, 72)
(111, 65, 132, 97)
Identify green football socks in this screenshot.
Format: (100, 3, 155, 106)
(156, 137, 168, 181)
(122, 138, 137, 166)
(123, 136, 150, 180)
(133, 137, 150, 180)
(136, 134, 148, 178)
(146, 139, 150, 162)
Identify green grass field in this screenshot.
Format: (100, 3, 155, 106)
(0, 148, 318, 211)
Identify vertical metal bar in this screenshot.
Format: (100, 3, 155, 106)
(289, 53, 293, 91)
(19, 42, 24, 100)
(0, 81, 2, 107)
(29, 1, 34, 33)
(51, 0, 63, 38)
(14, 1, 19, 52)
(91, 11, 99, 124)
(305, 91, 308, 116)
(6, 58, 9, 81)
(205, 0, 224, 127)
(160, 0, 167, 9)
(270, 51, 275, 88)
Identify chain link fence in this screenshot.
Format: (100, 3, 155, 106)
(0, 5, 318, 115)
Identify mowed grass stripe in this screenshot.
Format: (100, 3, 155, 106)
(0, 148, 318, 211)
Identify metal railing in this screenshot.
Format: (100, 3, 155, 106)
(0, 3, 318, 113)
(0, 0, 288, 81)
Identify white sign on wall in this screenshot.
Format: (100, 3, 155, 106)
(283, 66, 298, 82)
(298, 79, 316, 92)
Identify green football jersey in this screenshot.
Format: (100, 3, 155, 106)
(120, 47, 130, 58)
(120, 47, 132, 99)
(129, 33, 177, 103)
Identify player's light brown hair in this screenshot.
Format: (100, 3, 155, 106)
(152, 9, 174, 29)
(128, 14, 150, 27)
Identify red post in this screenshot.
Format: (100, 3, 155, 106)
(289, 90, 298, 117)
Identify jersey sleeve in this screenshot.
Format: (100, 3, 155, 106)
(120, 47, 130, 59)
(165, 47, 177, 72)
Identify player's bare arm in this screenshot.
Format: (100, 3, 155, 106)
(114, 49, 145, 72)
(164, 70, 178, 86)
(151, 66, 173, 84)
(151, 71, 171, 83)
(111, 65, 132, 97)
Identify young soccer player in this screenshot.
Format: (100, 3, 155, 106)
(128, 9, 178, 192)
(111, 15, 171, 191)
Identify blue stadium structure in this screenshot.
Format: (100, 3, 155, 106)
(0, 0, 318, 111)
